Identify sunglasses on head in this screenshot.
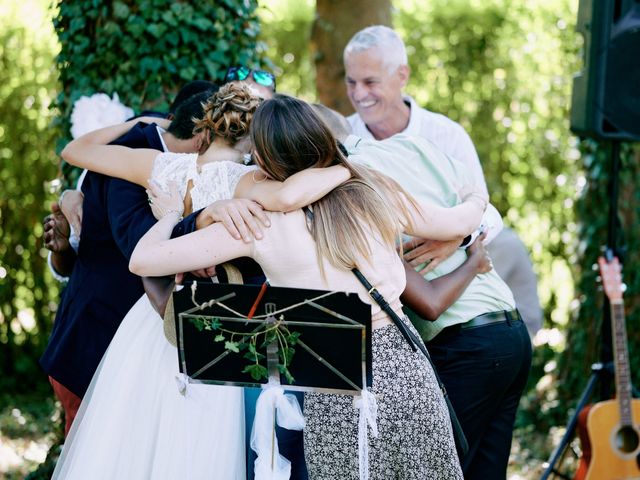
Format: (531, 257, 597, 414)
(225, 66, 276, 90)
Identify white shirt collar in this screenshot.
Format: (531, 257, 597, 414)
(156, 125, 169, 152)
(402, 94, 422, 138)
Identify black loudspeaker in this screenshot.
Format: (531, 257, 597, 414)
(570, 0, 640, 141)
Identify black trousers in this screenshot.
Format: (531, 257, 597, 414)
(427, 313, 532, 479)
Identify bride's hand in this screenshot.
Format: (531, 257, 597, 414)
(146, 180, 184, 220)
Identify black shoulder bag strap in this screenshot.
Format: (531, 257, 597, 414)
(352, 268, 469, 459)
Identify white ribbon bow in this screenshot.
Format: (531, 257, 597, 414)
(251, 386, 305, 480)
(174, 373, 189, 397)
(355, 389, 378, 480)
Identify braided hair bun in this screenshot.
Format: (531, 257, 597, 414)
(193, 82, 261, 145)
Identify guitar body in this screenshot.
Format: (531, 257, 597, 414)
(574, 404, 593, 480)
(585, 399, 640, 480)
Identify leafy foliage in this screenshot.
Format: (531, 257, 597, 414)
(396, 0, 581, 335)
(53, 0, 267, 187)
(392, 1, 640, 470)
(257, 0, 315, 100)
(0, 0, 269, 394)
(2, 0, 638, 476)
(188, 315, 300, 383)
(258, 1, 640, 471)
(394, 0, 584, 449)
(0, 0, 61, 394)
(558, 141, 639, 413)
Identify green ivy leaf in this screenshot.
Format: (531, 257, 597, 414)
(161, 11, 176, 26)
(192, 18, 213, 31)
(277, 364, 295, 384)
(188, 318, 204, 332)
(214, 334, 225, 342)
(113, 2, 130, 19)
(243, 349, 265, 361)
(179, 67, 197, 81)
(224, 341, 240, 353)
(242, 364, 268, 381)
(147, 24, 167, 38)
(52, 0, 264, 188)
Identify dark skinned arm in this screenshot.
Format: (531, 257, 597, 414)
(401, 233, 491, 321)
(43, 203, 76, 277)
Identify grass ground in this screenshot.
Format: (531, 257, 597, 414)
(2, 391, 579, 479)
(0, 393, 62, 479)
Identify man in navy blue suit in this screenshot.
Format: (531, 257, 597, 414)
(41, 90, 215, 435)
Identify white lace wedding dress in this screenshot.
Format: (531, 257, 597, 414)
(53, 153, 256, 480)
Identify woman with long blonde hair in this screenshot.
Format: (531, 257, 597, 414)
(130, 94, 486, 479)
(52, 84, 352, 479)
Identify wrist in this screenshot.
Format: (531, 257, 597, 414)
(59, 189, 73, 204)
(335, 165, 351, 181)
(163, 209, 183, 222)
(465, 251, 481, 271)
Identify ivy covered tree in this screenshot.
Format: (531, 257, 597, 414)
(53, 0, 267, 187)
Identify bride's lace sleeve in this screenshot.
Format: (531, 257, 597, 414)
(150, 152, 197, 198)
(185, 161, 256, 211)
(227, 162, 256, 196)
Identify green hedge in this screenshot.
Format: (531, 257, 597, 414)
(0, 1, 60, 393)
(53, 0, 267, 188)
(558, 140, 640, 413)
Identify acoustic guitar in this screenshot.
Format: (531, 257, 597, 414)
(583, 256, 640, 480)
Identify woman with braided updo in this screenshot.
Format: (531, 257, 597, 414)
(52, 83, 351, 479)
(127, 95, 485, 479)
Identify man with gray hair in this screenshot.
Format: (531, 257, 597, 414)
(343, 26, 532, 480)
(343, 25, 487, 192)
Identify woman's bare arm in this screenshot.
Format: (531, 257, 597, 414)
(234, 165, 351, 212)
(129, 182, 252, 276)
(61, 117, 168, 186)
(400, 190, 487, 240)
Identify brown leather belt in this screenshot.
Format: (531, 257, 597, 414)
(460, 309, 521, 329)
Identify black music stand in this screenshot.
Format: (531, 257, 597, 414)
(172, 281, 373, 394)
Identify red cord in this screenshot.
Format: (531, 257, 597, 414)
(247, 281, 268, 319)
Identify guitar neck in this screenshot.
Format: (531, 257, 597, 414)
(610, 300, 634, 427)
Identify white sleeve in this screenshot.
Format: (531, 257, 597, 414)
(479, 203, 503, 244)
(460, 203, 503, 248)
(150, 151, 177, 182)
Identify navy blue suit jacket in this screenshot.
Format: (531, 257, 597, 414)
(41, 123, 197, 397)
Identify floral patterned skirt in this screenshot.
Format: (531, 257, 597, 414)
(303, 319, 463, 480)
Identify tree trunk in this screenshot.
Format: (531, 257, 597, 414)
(312, 0, 391, 115)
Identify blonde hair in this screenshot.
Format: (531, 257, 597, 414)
(192, 82, 261, 145)
(251, 95, 414, 275)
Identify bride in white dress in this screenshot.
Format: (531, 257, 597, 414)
(53, 83, 350, 479)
